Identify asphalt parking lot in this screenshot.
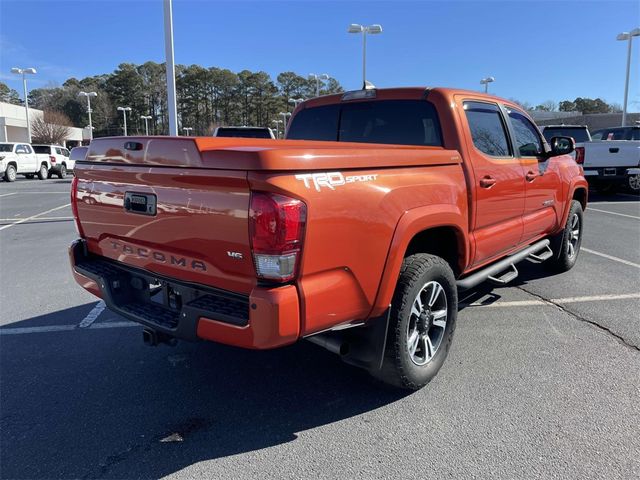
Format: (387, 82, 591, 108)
(1, 178, 639, 480)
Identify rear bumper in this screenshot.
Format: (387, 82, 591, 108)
(583, 167, 634, 182)
(69, 239, 299, 349)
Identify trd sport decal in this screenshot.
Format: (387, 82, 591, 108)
(295, 172, 378, 191)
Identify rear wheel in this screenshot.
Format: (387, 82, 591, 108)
(58, 164, 67, 179)
(628, 174, 640, 193)
(547, 200, 583, 272)
(4, 165, 17, 182)
(372, 253, 457, 390)
(37, 163, 48, 180)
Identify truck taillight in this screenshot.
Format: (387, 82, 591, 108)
(70, 176, 84, 237)
(575, 146, 585, 165)
(249, 191, 306, 282)
(49, 155, 56, 164)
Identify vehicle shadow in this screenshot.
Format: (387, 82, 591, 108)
(0, 304, 408, 479)
(587, 189, 639, 202)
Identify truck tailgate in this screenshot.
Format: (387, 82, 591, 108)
(583, 140, 640, 168)
(76, 156, 254, 295)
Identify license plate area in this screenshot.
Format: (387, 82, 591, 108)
(124, 192, 157, 216)
(603, 168, 617, 176)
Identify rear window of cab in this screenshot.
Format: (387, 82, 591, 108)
(287, 100, 443, 147)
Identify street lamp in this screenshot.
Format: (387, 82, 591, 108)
(140, 115, 152, 136)
(10, 67, 37, 142)
(272, 119, 283, 138)
(308, 74, 329, 97)
(163, 0, 178, 136)
(279, 112, 291, 136)
(117, 106, 131, 136)
(183, 127, 193, 136)
(78, 91, 97, 140)
(289, 97, 305, 109)
(347, 24, 382, 89)
(480, 76, 495, 93)
(617, 27, 640, 126)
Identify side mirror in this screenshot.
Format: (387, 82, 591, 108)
(548, 136, 575, 157)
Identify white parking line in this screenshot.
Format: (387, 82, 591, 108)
(464, 292, 640, 308)
(0, 203, 70, 232)
(587, 207, 640, 220)
(589, 201, 640, 205)
(582, 248, 640, 269)
(0, 192, 16, 198)
(1, 191, 69, 194)
(78, 301, 107, 328)
(0, 321, 139, 336)
(0, 216, 73, 222)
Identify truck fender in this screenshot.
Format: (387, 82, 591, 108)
(369, 204, 468, 318)
(561, 177, 589, 228)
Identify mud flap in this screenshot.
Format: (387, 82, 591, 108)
(341, 307, 391, 371)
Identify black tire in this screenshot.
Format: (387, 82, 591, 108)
(371, 254, 457, 390)
(47, 171, 53, 179)
(4, 165, 17, 182)
(37, 163, 48, 180)
(546, 200, 583, 273)
(58, 164, 67, 179)
(25, 174, 34, 179)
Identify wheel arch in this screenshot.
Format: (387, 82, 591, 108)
(369, 204, 468, 318)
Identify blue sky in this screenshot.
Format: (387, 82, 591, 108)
(1, 0, 639, 110)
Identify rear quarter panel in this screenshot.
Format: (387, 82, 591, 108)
(249, 156, 468, 336)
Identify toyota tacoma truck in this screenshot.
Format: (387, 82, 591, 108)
(69, 87, 587, 390)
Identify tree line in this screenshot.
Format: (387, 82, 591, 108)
(0, 62, 344, 138)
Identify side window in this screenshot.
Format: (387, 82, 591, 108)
(24, 145, 33, 154)
(463, 102, 511, 157)
(591, 131, 603, 141)
(15, 145, 26, 154)
(63, 149, 70, 157)
(507, 110, 544, 156)
(56, 147, 64, 155)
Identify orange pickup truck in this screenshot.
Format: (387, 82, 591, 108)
(69, 87, 587, 389)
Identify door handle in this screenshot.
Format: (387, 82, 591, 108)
(479, 176, 496, 188)
(526, 171, 538, 182)
(609, 147, 619, 153)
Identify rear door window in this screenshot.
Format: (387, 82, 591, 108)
(463, 102, 511, 157)
(32, 145, 51, 154)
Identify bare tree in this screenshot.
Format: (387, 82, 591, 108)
(31, 110, 72, 144)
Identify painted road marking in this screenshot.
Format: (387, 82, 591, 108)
(587, 207, 640, 220)
(589, 201, 640, 205)
(582, 248, 640, 269)
(0, 193, 16, 198)
(0, 216, 73, 221)
(0, 203, 70, 232)
(463, 292, 640, 308)
(78, 301, 107, 328)
(0, 321, 138, 336)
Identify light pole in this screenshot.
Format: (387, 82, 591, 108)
(164, 0, 178, 136)
(347, 24, 382, 89)
(617, 28, 640, 126)
(117, 106, 131, 136)
(272, 119, 282, 138)
(308, 74, 329, 97)
(289, 97, 305, 109)
(279, 112, 291, 136)
(480, 76, 495, 93)
(183, 127, 193, 136)
(10, 67, 37, 142)
(140, 115, 152, 135)
(78, 91, 97, 140)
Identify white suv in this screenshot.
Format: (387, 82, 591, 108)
(32, 144, 72, 179)
(0, 142, 48, 182)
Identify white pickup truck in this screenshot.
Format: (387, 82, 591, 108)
(578, 138, 640, 193)
(0, 142, 49, 182)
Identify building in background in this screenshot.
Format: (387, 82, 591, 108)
(0, 102, 85, 146)
(531, 110, 640, 130)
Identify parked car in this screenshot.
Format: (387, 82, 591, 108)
(69, 87, 587, 390)
(212, 126, 275, 139)
(0, 142, 49, 182)
(541, 125, 591, 143)
(591, 126, 640, 141)
(32, 144, 72, 179)
(577, 139, 640, 193)
(68, 146, 88, 169)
